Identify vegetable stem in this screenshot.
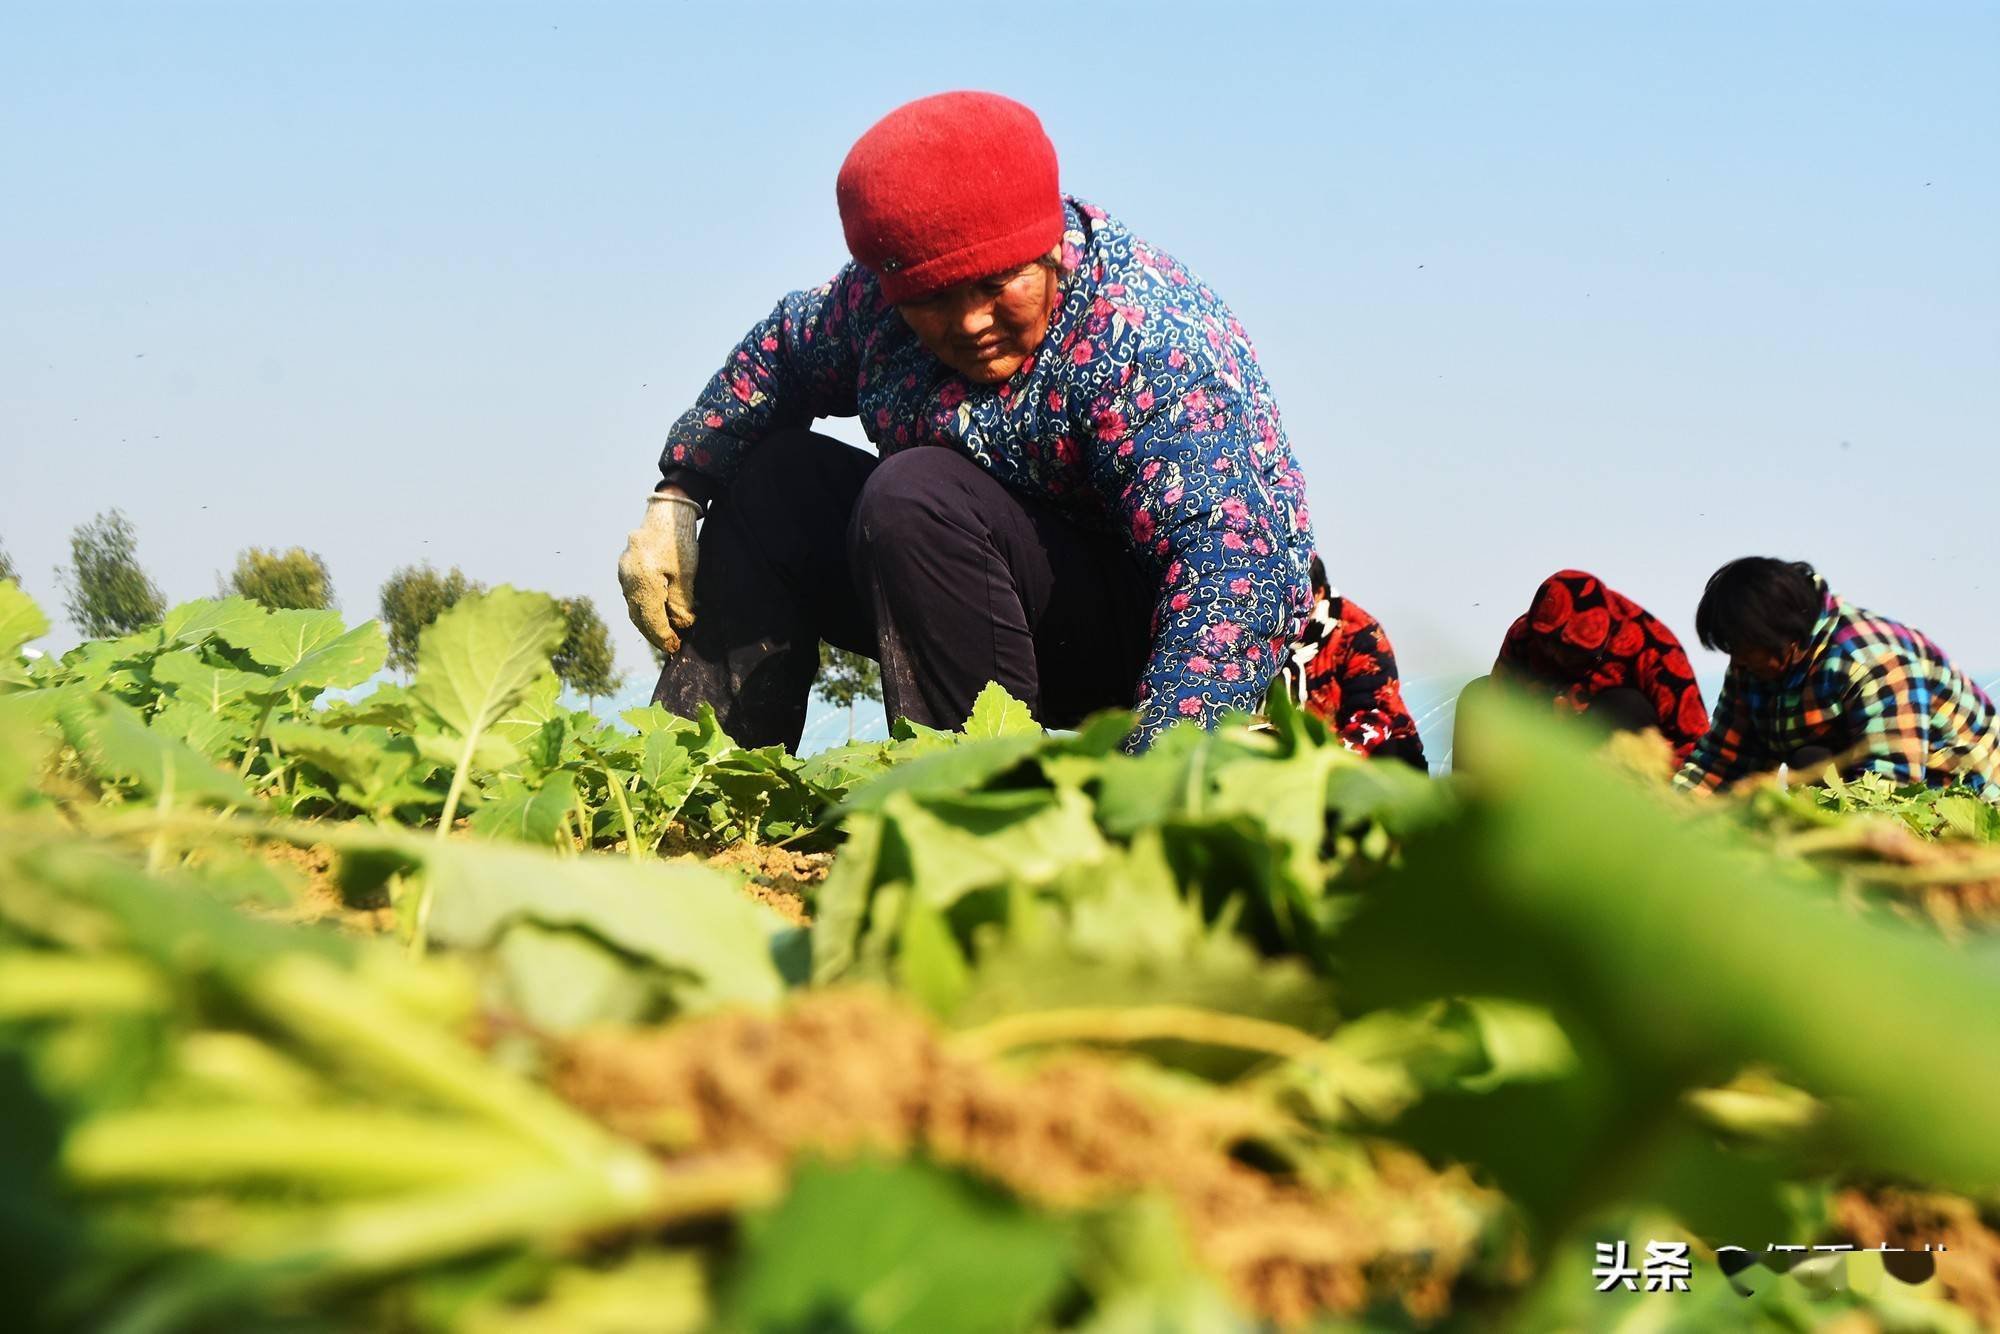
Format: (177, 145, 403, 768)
(65, 1108, 546, 1191)
(602, 767, 642, 862)
(0, 954, 167, 1017)
(231, 1154, 776, 1287)
(951, 1004, 1324, 1062)
(245, 954, 620, 1169)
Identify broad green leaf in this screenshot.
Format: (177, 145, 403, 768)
(1933, 794, 2000, 843)
(685, 702, 735, 758)
(889, 715, 956, 745)
(619, 703, 693, 736)
(639, 729, 691, 789)
(1091, 732, 1210, 835)
(701, 746, 820, 839)
(1340, 694, 2000, 1237)
(270, 723, 435, 815)
(160, 596, 270, 652)
(492, 676, 567, 775)
(267, 721, 415, 794)
(409, 728, 521, 773)
(318, 682, 419, 730)
(1052, 708, 1136, 757)
(468, 771, 578, 846)
(149, 651, 272, 714)
(415, 837, 785, 1009)
(1054, 829, 1203, 962)
(490, 922, 658, 1032)
(235, 608, 349, 671)
(1456, 997, 1580, 1092)
(513, 718, 566, 774)
(149, 697, 252, 762)
(962, 681, 1041, 738)
(638, 730, 701, 824)
(1033, 710, 1137, 789)
(0, 582, 52, 689)
(0, 703, 56, 806)
(13, 836, 350, 980)
(412, 589, 565, 740)
(810, 810, 885, 984)
(56, 634, 159, 692)
(409, 589, 565, 833)
(267, 620, 388, 692)
(898, 894, 970, 1016)
(723, 1159, 1076, 1334)
(840, 735, 1043, 814)
(54, 694, 251, 807)
(1208, 739, 1346, 899)
(886, 787, 1109, 908)
(1323, 755, 1453, 834)
(489, 670, 563, 748)
(795, 738, 900, 796)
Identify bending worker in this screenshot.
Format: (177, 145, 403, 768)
(1674, 557, 1999, 797)
(1284, 557, 1428, 770)
(618, 91, 1333, 751)
(1456, 569, 1710, 764)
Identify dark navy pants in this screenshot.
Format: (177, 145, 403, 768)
(652, 429, 1153, 752)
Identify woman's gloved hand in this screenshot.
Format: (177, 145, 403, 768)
(618, 490, 703, 654)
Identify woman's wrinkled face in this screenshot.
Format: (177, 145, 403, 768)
(896, 261, 1062, 384)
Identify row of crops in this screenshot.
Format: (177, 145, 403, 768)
(3, 576, 1999, 1332)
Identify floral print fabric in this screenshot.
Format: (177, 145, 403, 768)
(662, 198, 1315, 746)
(1493, 569, 1710, 760)
(1281, 558, 1427, 769)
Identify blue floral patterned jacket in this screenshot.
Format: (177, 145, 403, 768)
(660, 198, 1317, 745)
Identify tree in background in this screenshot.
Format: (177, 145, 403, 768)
(379, 564, 482, 674)
(226, 546, 335, 611)
(58, 510, 167, 638)
(0, 537, 18, 585)
(552, 596, 623, 704)
(815, 646, 883, 741)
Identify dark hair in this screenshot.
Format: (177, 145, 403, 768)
(1695, 557, 1822, 655)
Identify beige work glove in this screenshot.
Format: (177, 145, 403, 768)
(618, 491, 703, 654)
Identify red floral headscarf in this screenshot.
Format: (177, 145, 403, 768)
(1494, 569, 1710, 759)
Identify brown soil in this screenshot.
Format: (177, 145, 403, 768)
(251, 833, 833, 933)
(254, 840, 394, 933)
(663, 842, 830, 927)
(551, 989, 1496, 1327)
(1819, 823, 2000, 933)
(1833, 1186, 2000, 1325)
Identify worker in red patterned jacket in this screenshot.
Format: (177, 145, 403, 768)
(1279, 558, 1427, 770)
(616, 91, 1319, 752)
(1455, 570, 1709, 765)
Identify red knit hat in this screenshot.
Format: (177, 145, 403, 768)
(836, 91, 1064, 305)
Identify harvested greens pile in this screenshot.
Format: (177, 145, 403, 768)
(3, 576, 2000, 1333)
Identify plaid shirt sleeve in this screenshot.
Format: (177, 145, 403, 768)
(1819, 647, 1935, 784)
(1673, 671, 1763, 793)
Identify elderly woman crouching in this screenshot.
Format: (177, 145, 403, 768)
(620, 91, 1366, 753)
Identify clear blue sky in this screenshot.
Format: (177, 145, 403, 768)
(4, 1, 1996, 697)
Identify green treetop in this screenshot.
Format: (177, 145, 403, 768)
(227, 546, 336, 611)
(379, 563, 483, 674)
(58, 510, 167, 638)
(552, 595, 624, 703)
(815, 646, 883, 741)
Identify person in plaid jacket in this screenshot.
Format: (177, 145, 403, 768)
(1673, 557, 2000, 798)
